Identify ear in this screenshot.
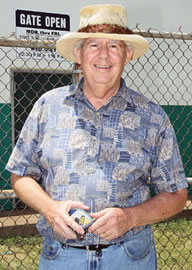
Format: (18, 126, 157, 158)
(125, 49, 133, 65)
(74, 47, 81, 64)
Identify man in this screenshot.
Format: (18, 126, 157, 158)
(6, 4, 187, 270)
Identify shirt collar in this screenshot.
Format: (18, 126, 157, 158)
(65, 78, 85, 101)
(65, 77, 135, 107)
(115, 78, 135, 107)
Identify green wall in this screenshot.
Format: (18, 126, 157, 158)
(162, 106, 192, 178)
(162, 106, 192, 196)
(0, 103, 12, 210)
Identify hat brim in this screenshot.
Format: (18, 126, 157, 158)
(56, 32, 149, 62)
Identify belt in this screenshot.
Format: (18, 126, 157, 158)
(62, 244, 112, 256)
(73, 244, 111, 251)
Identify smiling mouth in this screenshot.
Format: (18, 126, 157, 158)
(94, 64, 112, 69)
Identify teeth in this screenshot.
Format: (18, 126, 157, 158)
(95, 65, 111, 68)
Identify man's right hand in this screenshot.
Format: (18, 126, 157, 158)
(44, 200, 90, 239)
(11, 173, 90, 240)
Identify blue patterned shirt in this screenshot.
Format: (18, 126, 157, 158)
(6, 78, 187, 245)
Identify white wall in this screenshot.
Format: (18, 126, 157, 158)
(1, 0, 192, 37)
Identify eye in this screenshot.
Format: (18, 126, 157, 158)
(109, 43, 120, 51)
(111, 44, 118, 48)
(89, 42, 99, 49)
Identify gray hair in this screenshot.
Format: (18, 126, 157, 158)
(74, 39, 84, 49)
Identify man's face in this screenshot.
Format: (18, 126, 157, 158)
(74, 38, 132, 88)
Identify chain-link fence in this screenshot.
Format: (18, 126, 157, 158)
(0, 28, 192, 269)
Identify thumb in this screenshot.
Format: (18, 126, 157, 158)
(90, 209, 106, 219)
(68, 201, 90, 211)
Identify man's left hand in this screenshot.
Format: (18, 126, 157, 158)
(88, 208, 133, 241)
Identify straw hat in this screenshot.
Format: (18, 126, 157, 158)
(56, 4, 149, 62)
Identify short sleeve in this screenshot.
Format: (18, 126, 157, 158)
(150, 115, 188, 194)
(5, 98, 44, 181)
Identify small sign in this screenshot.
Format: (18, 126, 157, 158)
(15, 10, 70, 60)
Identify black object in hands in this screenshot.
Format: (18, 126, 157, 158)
(69, 208, 95, 240)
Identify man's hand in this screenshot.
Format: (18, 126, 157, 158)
(11, 173, 90, 240)
(45, 200, 90, 240)
(88, 189, 187, 241)
(88, 208, 133, 241)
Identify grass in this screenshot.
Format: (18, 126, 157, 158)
(0, 218, 192, 269)
(153, 218, 192, 270)
(0, 236, 41, 270)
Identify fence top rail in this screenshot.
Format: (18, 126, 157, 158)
(0, 30, 192, 48)
(133, 29, 192, 40)
(0, 37, 56, 49)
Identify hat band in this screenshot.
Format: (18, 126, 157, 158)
(78, 24, 133, 35)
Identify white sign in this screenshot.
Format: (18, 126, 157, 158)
(15, 10, 70, 60)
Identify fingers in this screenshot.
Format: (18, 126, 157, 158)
(60, 223, 78, 240)
(69, 201, 90, 212)
(89, 208, 129, 240)
(89, 209, 108, 232)
(49, 203, 129, 241)
(48, 200, 90, 240)
(51, 213, 85, 240)
(88, 210, 110, 239)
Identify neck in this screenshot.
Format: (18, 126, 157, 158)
(83, 81, 120, 110)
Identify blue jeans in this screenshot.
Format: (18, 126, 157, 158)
(39, 226, 157, 270)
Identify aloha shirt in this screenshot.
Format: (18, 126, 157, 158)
(6, 78, 188, 246)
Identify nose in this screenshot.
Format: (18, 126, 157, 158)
(98, 43, 110, 57)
